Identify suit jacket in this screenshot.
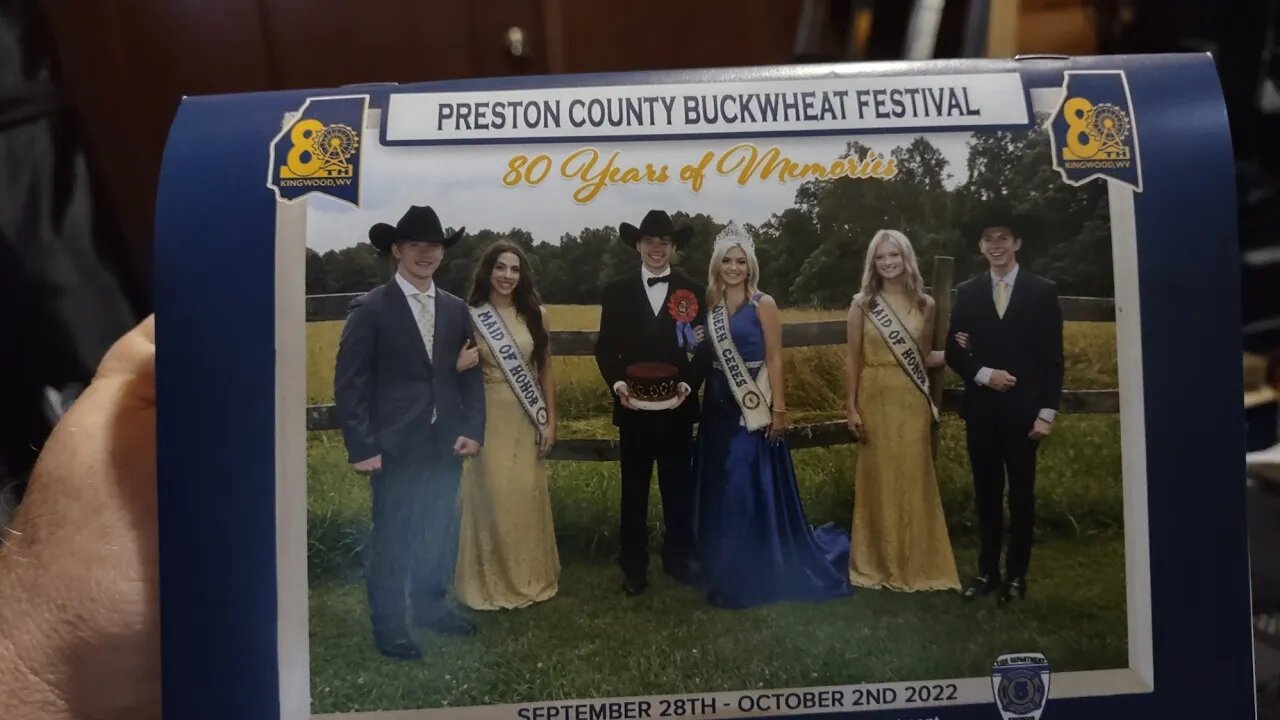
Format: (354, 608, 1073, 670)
(594, 268, 708, 430)
(945, 269, 1064, 428)
(333, 279, 486, 464)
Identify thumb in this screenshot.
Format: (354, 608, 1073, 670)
(94, 314, 157, 406)
(0, 313, 161, 720)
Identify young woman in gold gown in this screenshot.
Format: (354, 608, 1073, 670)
(453, 240, 560, 609)
(844, 230, 961, 592)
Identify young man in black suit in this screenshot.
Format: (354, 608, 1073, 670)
(334, 205, 486, 659)
(594, 210, 707, 596)
(946, 223, 1064, 605)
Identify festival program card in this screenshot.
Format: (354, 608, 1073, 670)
(155, 54, 1253, 720)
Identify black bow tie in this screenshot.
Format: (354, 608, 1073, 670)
(647, 276, 670, 287)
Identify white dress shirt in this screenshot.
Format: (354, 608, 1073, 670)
(974, 264, 1057, 424)
(396, 271, 437, 342)
(642, 264, 672, 315)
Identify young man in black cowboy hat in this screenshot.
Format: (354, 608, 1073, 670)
(594, 209, 707, 596)
(334, 205, 486, 659)
(946, 218, 1064, 606)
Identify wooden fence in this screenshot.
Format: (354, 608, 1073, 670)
(304, 257, 1119, 461)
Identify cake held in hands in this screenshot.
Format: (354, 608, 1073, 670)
(625, 362, 680, 408)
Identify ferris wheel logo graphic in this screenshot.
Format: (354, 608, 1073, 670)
(280, 120, 360, 179)
(269, 94, 367, 205)
(1061, 98, 1132, 162)
(1048, 71, 1142, 192)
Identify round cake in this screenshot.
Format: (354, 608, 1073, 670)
(625, 362, 679, 403)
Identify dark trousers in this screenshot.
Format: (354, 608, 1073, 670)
(365, 440, 462, 636)
(619, 426, 695, 579)
(966, 412, 1040, 581)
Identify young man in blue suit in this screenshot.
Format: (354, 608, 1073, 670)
(334, 205, 485, 659)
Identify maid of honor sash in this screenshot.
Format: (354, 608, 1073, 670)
(469, 303, 550, 433)
(708, 300, 774, 431)
(863, 294, 940, 422)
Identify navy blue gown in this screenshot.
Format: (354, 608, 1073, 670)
(692, 296, 852, 608)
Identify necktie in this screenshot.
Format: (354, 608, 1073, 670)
(411, 292, 435, 361)
(647, 275, 670, 287)
(411, 292, 438, 424)
(995, 280, 1009, 319)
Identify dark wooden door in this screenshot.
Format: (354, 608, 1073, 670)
(37, 0, 805, 299)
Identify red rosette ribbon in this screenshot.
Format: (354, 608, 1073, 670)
(667, 289, 699, 322)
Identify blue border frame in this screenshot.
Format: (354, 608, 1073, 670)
(155, 53, 1251, 720)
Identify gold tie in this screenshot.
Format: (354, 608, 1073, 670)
(411, 292, 438, 424)
(412, 292, 434, 361)
(995, 281, 1009, 319)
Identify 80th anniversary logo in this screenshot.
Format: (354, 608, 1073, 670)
(268, 94, 368, 206)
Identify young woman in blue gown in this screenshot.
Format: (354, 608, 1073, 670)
(691, 222, 852, 609)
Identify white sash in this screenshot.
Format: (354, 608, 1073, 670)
(708, 300, 774, 431)
(863, 295, 940, 422)
(469, 304, 550, 433)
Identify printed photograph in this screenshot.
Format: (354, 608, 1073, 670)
(297, 112, 1125, 715)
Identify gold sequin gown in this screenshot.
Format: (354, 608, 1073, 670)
(849, 292, 961, 591)
(454, 305, 560, 609)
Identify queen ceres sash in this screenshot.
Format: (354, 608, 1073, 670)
(863, 295, 940, 422)
(708, 301, 774, 431)
(469, 304, 550, 433)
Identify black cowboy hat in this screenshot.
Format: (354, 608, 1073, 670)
(368, 205, 465, 252)
(619, 209, 693, 249)
(962, 198, 1044, 244)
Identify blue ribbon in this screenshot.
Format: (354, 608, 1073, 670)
(676, 321, 699, 350)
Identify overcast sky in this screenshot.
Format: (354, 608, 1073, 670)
(304, 131, 975, 253)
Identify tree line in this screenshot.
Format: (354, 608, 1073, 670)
(306, 124, 1112, 307)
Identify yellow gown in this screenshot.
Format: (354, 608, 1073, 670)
(849, 292, 961, 591)
(454, 305, 560, 609)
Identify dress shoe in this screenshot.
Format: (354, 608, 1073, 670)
(415, 608, 477, 637)
(622, 576, 648, 596)
(998, 578, 1028, 606)
(664, 564, 701, 586)
(374, 633, 422, 661)
(961, 575, 1001, 601)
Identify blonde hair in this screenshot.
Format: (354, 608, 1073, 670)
(855, 229, 929, 310)
(707, 237, 761, 308)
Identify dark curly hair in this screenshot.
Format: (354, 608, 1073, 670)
(467, 240, 550, 371)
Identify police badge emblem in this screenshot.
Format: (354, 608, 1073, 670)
(991, 653, 1051, 720)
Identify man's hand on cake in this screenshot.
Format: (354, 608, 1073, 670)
(673, 382, 691, 407)
(353, 454, 383, 473)
(615, 382, 637, 410)
(453, 436, 481, 457)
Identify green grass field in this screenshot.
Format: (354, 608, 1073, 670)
(305, 306, 1127, 714)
